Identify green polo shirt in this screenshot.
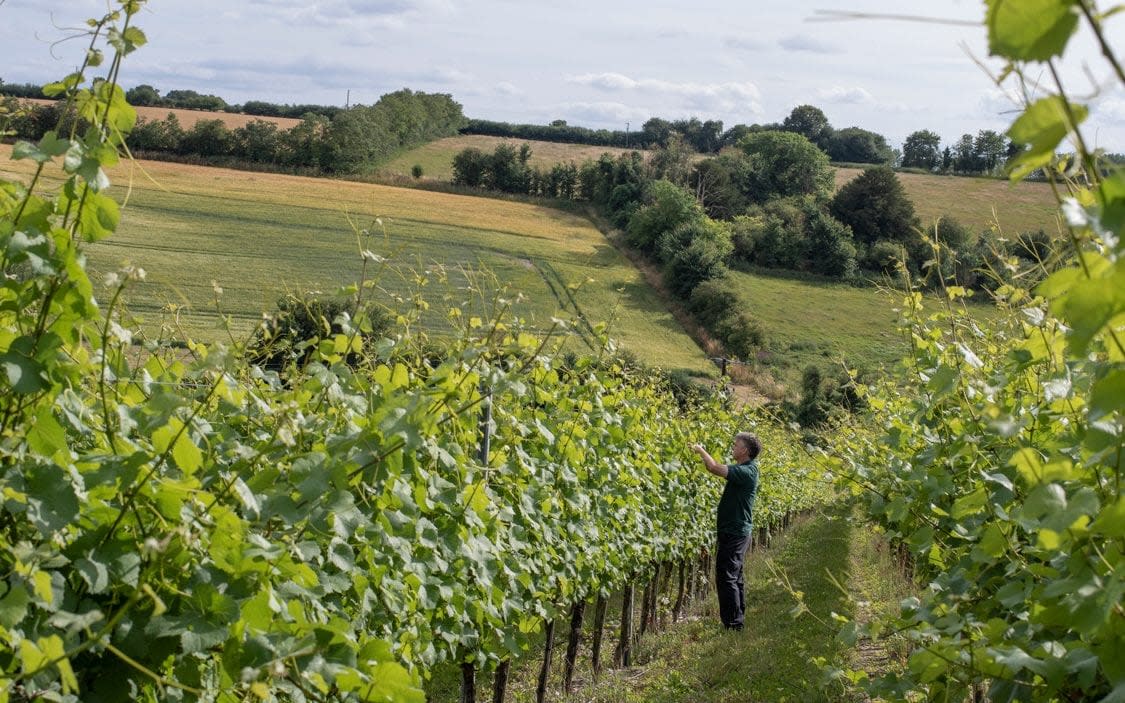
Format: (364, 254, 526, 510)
(717, 459, 759, 537)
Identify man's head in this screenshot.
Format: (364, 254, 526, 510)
(733, 432, 761, 463)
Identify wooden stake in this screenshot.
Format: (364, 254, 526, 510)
(492, 660, 509, 703)
(563, 600, 586, 693)
(461, 661, 476, 703)
(591, 593, 608, 678)
(536, 620, 555, 703)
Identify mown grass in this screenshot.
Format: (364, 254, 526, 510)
(727, 267, 1001, 388)
(0, 146, 713, 374)
(423, 505, 904, 703)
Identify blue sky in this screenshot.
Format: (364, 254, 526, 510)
(3, 0, 1123, 151)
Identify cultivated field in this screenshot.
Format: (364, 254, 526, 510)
(17, 98, 304, 130)
(0, 145, 713, 374)
(381, 135, 644, 180)
(834, 167, 1060, 237)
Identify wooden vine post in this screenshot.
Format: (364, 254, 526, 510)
(563, 600, 586, 693)
(614, 582, 634, 667)
(590, 594, 608, 678)
(492, 661, 510, 703)
(536, 619, 556, 703)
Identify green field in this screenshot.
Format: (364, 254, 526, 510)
(0, 147, 713, 374)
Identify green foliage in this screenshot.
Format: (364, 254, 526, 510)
(782, 104, 833, 150)
(901, 129, 942, 170)
(826, 127, 894, 165)
(665, 237, 730, 299)
(247, 293, 393, 374)
(830, 166, 919, 247)
(411, 163, 424, 179)
(625, 180, 704, 255)
(0, 8, 829, 701)
(738, 131, 834, 203)
(822, 4, 1125, 700)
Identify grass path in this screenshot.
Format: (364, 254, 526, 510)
(425, 505, 911, 702)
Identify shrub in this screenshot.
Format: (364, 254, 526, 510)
(247, 293, 393, 373)
(665, 237, 728, 298)
(688, 278, 739, 327)
(716, 312, 765, 359)
(829, 166, 918, 246)
(804, 209, 857, 278)
(626, 180, 703, 255)
(411, 163, 424, 179)
(656, 217, 732, 264)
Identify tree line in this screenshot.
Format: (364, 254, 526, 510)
(1, 78, 344, 119)
(2, 88, 464, 174)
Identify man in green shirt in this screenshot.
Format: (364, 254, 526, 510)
(692, 432, 761, 631)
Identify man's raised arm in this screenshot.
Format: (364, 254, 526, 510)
(691, 444, 728, 478)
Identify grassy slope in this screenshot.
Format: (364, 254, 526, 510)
(0, 146, 713, 374)
(729, 269, 911, 376)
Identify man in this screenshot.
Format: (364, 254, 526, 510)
(692, 432, 761, 631)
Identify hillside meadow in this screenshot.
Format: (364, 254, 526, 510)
(0, 145, 713, 374)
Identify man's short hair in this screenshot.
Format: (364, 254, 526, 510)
(735, 432, 761, 461)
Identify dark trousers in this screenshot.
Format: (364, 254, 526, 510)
(715, 531, 751, 628)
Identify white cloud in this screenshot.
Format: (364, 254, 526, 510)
(566, 72, 761, 103)
(494, 82, 522, 96)
(723, 36, 767, 51)
(778, 35, 841, 54)
(555, 101, 651, 125)
(817, 86, 875, 104)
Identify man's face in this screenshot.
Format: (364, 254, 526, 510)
(732, 438, 749, 462)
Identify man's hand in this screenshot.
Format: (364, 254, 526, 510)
(692, 444, 728, 478)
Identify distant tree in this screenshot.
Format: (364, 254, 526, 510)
(451, 147, 488, 187)
(666, 237, 730, 298)
(626, 180, 704, 255)
(657, 216, 733, 264)
(127, 113, 184, 153)
(549, 119, 568, 127)
(972, 129, 1007, 173)
(738, 131, 834, 203)
(641, 117, 675, 147)
(649, 134, 695, 186)
(163, 89, 228, 111)
(691, 153, 750, 219)
(829, 166, 918, 246)
(952, 133, 977, 172)
(901, 129, 942, 170)
(941, 146, 953, 171)
(179, 119, 233, 157)
(720, 124, 754, 149)
(827, 127, 894, 164)
(125, 84, 161, 106)
(411, 164, 424, 179)
(782, 105, 833, 150)
(804, 209, 857, 278)
(233, 119, 281, 162)
(278, 114, 330, 169)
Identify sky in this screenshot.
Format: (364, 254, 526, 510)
(2, 0, 1124, 152)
